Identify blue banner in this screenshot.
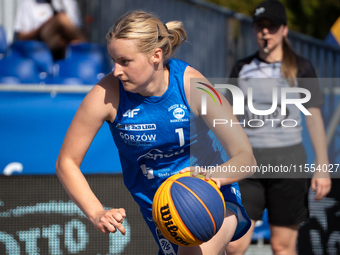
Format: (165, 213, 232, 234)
(0, 90, 122, 175)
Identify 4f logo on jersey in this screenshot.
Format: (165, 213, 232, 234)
(123, 108, 140, 118)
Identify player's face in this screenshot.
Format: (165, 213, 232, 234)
(107, 38, 155, 94)
(253, 18, 288, 52)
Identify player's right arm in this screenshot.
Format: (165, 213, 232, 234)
(55, 74, 126, 235)
(181, 66, 256, 186)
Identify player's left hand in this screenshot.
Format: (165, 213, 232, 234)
(311, 173, 331, 200)
(180, 166, 221, 188)
(91, 208, 126, 235)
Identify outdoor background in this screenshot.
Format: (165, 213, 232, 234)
(0, 0, 340, 254)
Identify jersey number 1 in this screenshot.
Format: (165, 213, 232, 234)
(175, 128, 185, 147)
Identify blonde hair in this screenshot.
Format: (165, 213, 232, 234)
(106, 11, 187, 63)
(281, 36, 298, 86)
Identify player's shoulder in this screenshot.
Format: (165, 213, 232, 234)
(85, 72, 116, 95)
(181, 63, 206, 113)
(88, 72, 118, 97)
(184, 65, 204, 79)
(84, 72, 120, 121)
(167, 58, 192, 80)
(183, 65, 205, 95)
(168, 58, 190, 68)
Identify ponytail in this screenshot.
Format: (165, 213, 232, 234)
(161, 21, 187, 61)
(281, 36, 297, 86)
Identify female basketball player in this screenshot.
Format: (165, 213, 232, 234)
(56, 11, 256, 255)
(225, 1, 331, 255)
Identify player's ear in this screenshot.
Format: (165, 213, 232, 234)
(151, 48, 163, 65)
(282, 25, 288, 37)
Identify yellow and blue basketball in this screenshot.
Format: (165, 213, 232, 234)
(152, 172, 226, 246)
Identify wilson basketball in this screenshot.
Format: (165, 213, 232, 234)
(152, 172, 226, 246)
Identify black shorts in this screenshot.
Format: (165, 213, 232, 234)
(238, 143, 310, 226)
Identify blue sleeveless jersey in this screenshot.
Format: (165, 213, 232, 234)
(107, 59, 250, 250)
(108, 59, 192, 215)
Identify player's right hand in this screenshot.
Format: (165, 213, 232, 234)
(92, 208, 126, 235)
(180, 166, 222, 188)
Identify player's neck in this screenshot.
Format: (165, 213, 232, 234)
(138, 67, 169, 97)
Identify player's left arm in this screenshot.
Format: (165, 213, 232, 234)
(305, 107, 332, 200)
(182, 66, 256, 186)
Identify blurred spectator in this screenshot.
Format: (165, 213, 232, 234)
(14, 0, 86, 60)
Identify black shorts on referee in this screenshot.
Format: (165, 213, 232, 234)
(238, 143, 310, 226)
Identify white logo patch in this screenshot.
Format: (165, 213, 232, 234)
(123, 108, 140, 118)
(254, 7, 265, 16)
(137, 148, 185, 161)
(119, 132, 156, 142)
(168, 104, 189, 123)
(173, 108, 185, 119)
(116, 123, 156, 131)
(155, 227, 176, 254)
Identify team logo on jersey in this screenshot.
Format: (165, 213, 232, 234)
(116, 123, 156, 131)
(137, 148, 185, 161)
(168, 104, 189, 123)
(231, 186, 241, 199)
(173, 108, 185, 119)
(119, 132, 157, 146)
(123, 108, 140, 118)
(146, 217, 154, 222)
(140, 164, 154, 179)
(155, 227, 176, 255)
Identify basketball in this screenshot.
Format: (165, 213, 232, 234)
(152, 172, 226, 246)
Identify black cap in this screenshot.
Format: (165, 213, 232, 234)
(252, 0, 287, 25)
